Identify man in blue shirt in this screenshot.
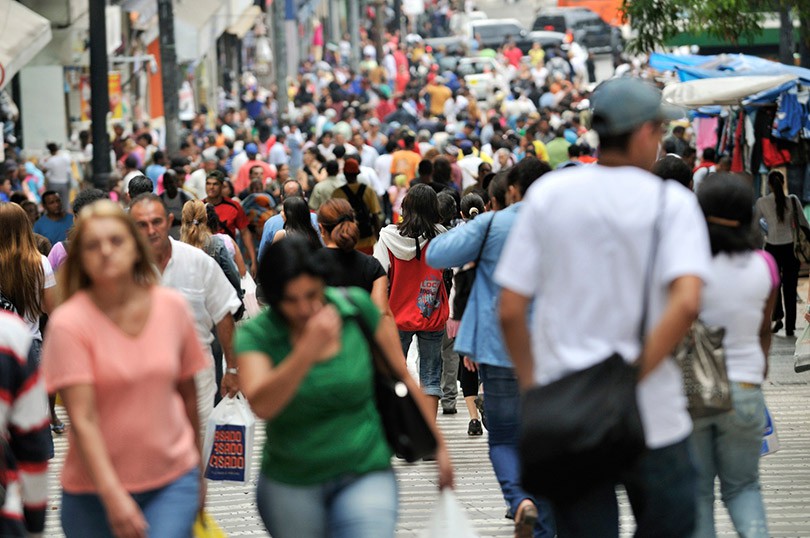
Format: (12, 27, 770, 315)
(427, 157, 555, 538)
(258, 180, 320, 261)
(145, 150, 167, 192)
(33, 190, 73, 246)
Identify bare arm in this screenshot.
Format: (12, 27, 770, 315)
(42, 287, 56, 315)
(638, 276, 702, 379)
(760, 288, 777, 379)
(61, 384, 148, 538)
(499, 289, 535, 391)
(241, 227, 257, 276)
(238, 306, 341, 420)
(372, 312, 454, 489)
(272, 229, 286, 244)
(370, 276, 394, 325)
(229, 237, 247, 277)
(215, 314, 239, 398)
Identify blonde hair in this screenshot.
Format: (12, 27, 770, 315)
(0, 203, 45, 319)
(180, 200, 212, 250)
(59, 200, 157, 302)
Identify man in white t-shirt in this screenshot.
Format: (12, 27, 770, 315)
(41, 143, 72, 212)
(496, 78, 711, 537)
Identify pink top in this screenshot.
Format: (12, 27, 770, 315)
(42, 286, 208, 494)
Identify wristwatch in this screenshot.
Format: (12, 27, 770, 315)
(225, 367, 239, 375)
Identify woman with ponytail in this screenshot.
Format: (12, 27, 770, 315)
(315, 199, 392, 320)
(754, 170, 809, 336)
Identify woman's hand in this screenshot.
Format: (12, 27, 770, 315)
(463, 357, 477, 372)
(435, 444, 455, 490)
(299, 305, 342, 363)
(102, 488, 148, 538)
(198, 470, 207, 517)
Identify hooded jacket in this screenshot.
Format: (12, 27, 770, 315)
(374, 224, 449, 332)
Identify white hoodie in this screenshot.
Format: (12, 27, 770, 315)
(373, 224, 446, 272)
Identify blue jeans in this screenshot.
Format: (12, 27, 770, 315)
(399, 330, 444, 397)
(478, 364, 555, 538)
(61, 467, 199, 537)
(551, 438, 697, 538)
(691, 383, 768, 538)
(256, 469, 398, 538)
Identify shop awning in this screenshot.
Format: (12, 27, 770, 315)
(663, 74, 798, 107)
(227, 4, 261, 39)
(0, 0, 52, 88)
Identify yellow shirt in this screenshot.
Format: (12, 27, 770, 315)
(532, 140, 550, 164)
(425, 84, 452, 117)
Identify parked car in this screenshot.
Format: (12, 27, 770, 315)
(466, 19, 568, 54)
(456, 57, 512, 102)
(532, 7, 623, 54)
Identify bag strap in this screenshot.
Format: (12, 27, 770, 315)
(339, 289, 397, 379)
(638, 182, 667, 345)
(341, 184, 366, 208)
(790, 195, 801, 230)
(473, 214, 495, 267)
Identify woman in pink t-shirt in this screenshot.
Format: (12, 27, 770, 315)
(42, 201, 208, 538)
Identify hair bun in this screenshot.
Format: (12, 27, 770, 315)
(470, 207, 480, 217)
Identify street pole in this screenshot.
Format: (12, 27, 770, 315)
(329, 0, 341, 45)
(157, 0, 180, 157)
(273, 0, 288, 118)
(88, 0, 111, 189)
(348, 0, 361, 70)
(374, 0, 385, 61)
(779, 7, 794, 65)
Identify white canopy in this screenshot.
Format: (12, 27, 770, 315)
(0, 0, 52, 88)
(662, 74, 798, 107)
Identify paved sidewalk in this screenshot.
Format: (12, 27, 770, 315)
(44, 294, 810, 537)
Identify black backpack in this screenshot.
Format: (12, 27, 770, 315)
(339, 184, 378, 239)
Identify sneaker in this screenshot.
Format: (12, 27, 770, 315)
(467, 419, 483, 436)
(442, 407, 458, 415)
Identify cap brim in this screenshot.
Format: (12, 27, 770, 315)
(660, 103, 686, 121)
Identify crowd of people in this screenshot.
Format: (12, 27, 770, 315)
(0, 13, 796, 537)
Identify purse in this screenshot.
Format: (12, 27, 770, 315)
(347, 295, 438, 462)
(674, 320, 732, 419)
(790, 196, 810, 263)
(518, 184, 666, 503)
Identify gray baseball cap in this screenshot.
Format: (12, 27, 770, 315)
(590, 78, 684, 136)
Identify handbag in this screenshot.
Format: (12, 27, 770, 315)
(518, 184, 666, 503)
(790, 196, 810, 263)
(452, 215, 494, 320)
(347, 294, 438, 462)
(674, 320, 732, 419)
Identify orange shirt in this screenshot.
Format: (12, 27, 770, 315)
(390, 149, 422, 180)
(42, 287, 207, 494)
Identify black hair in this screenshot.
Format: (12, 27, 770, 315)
(488, 172, 508, 209)
(437, 191, 458, 225)
(696, 173, 757, 256)
(418, 159, 433, 176)
(505, 156, 551, 197)
(652, 155, 692, 189)
(567, 144, 582, 159)
(432, 157, 452, 184)
(72, 188, 110, 215)
(128, 175, 154, 199)
(324, 160, 339, 176)
(124, 155, 139, 169)
(702, 148, 717, 162)
(41, 190, 58, 201)
(461, 193, 485, 219)
(206, 169, 225, 183)
(398, 184, 441, 245)
(130, 192, 168, 215)
(257, 237, 327, 312)
(384, 140, 398, 154)
(333, 145, 346, 159)
(282, 197, 322, 248)
(767, 170, 787, 223)
(206, 203, 222, 233)
(597, 131, 633, 153)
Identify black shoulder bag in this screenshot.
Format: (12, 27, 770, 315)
(343, 291, 437, 462)
(452, 215, 494, 320)
(518, 184, 666, 503)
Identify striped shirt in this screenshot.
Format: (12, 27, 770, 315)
(0, 312, 49, 535)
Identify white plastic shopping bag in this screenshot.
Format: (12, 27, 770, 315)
(760, 406, 780, 457)
(419, 489, 479, 538)
(202, 394, 256, 483)
(241, 273, 261, 319)
(793, 325, 810, 373)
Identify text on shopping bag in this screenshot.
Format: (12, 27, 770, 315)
(206, 424, 248, 481)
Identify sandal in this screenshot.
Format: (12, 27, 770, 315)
(51, 420, 66, 435)
(514, 500, 538, 538)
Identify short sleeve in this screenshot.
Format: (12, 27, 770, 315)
(494, 199, 543, 297)
(41, 256, 56, 289)
(203, 255, 241, 323)
(363, 255, 386, 284)
(234, 316, 272, 355)
(657, 185, 712, 285)
(47, 242, 67, 272)
(41, 306, 94, 392)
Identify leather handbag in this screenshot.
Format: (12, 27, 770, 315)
(518, 184, 666, 503)
(347, 296, 438, 462)
(674, 320, 732, 419)
(790, 196, 810, 263)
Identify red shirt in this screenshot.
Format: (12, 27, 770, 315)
(504, 47, 523, 68)
(207, 197, 249, 237)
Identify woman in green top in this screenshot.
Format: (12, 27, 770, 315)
(235, 237, 454, 538)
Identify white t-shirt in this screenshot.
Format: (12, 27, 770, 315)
(9, 256, 56, 340)
(185, 169, 208, 200)
(700, 251, 776, 384)
(161, 239, 241, 355)
(374, 153, 394, 190)
(495, 165, 712, 449)
(42, 153, 72, 185)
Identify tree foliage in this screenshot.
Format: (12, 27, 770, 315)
(621, 0, 803, 54)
